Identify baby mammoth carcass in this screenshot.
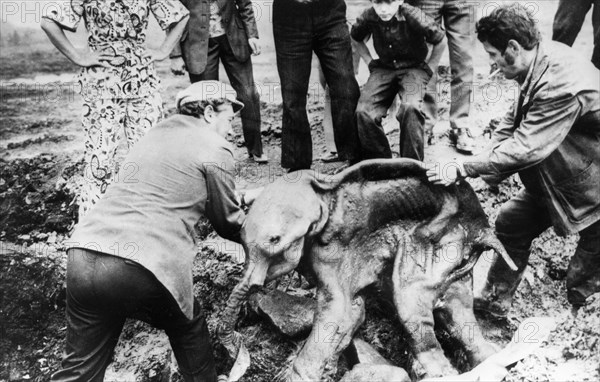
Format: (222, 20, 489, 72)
(218, 159, 517, 381)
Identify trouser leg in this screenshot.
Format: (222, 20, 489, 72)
(314, 20, 361, 162)
(567, 219, 600, 307)
(592, 0, 600, 68)
(189, 38, 221, 83)
(51, 249, 126, 381)
(219, 37, 263, 157)
(444, 0, 475, 131)
(478, 190, 552, 315)
(273, 2, 314, 170)
(396, 66, 431, 161)
(417, 0, 444, 139)
(552, 0, 591, 46)
(423, 71, 439, 143)
(161, 300, 217, 382)
(355, 66, 398, 159)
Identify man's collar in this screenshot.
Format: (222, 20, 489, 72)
(520, 44, 539, 93)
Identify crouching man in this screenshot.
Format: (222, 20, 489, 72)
(428, 5, 600, 317)
(52, 81, 260, 381)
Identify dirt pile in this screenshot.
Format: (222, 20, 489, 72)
(0, 153, 81, 242)
(0, 243, 66, 381)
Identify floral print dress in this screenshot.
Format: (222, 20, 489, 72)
(44, 0, 188, 217)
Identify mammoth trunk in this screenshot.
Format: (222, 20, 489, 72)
(444, 228, 518, 287)
(219, 280, 251, 358)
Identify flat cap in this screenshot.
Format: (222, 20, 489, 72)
(175, 80, 244, 112)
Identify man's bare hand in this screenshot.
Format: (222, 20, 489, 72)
(426, 161, 466, 186)
(248, 38, 261, 56)
(170, 57, 187, 76)
(241, 187, 263, 206)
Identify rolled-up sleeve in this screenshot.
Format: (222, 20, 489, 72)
(401, 4, 444, 44)
(203, 148, 245, 243)
(42, 0, 83, 32)
(351, 9, 372, 41)
(464, 91, 582, 183)
(150, 0, 190, 30)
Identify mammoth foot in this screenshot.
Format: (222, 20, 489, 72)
(412, 348, 458, 379)
(340, 364, 410, 382)
(468, 340, 500, 366)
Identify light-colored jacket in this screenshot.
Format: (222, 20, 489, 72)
(68, 114, 245, 319)
(465, 41, 600, 236)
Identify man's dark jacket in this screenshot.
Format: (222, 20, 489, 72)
(464, 41, 600, 236)
(171, 0, 259, 74)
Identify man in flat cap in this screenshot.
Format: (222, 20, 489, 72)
(52, 81, 259, 382)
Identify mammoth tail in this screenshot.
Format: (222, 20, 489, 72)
(444, 228, 518, 287)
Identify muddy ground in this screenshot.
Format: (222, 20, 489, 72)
(1, 10, 599, 380)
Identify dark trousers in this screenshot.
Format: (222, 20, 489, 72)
(485, 190, 600, 307)
(356, 63, 432, 160)
(51, 249, 217, 382)
(273, 0, 361, 170)
(413, 0, 475, 132)
(189, 35, 263, 156)
(553, 0, 600, 69)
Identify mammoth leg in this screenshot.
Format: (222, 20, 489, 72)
(288, 274, 366, 381)
(435, 276, 498, 366)
(392, 240, 457, 379)
(394, 281, 456, 379)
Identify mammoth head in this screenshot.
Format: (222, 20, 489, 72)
(218, 171, 331, 380)
(241, 170, 330, 287)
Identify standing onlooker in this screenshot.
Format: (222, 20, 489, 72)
(553, 0, 599, 69)
(410, 0, 477, 153)
(170, 0, 267, 163)
(41, 0, 190, 218)
(273, 0, 362, 171)
(352, 0, 445, 161)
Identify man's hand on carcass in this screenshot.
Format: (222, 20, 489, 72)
(170, 57, 187, 76)
(237, 187, 264, 208)
(243, 187, 263, 205)
(426, 160, 467, 186)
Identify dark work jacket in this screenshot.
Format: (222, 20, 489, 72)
(171, 0, 259, 74)
(351, 4, 444, 69)
(464, 42, 600, 236)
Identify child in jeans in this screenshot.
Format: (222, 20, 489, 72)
(352, 0, 445, 160)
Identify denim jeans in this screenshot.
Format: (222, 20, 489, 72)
(484, 190, 600, 308)
(553, 0, 600, 69)
(189, 35, 263, 156)
(51, 249, 217, 382)
(411, 0, 475, 131)
(273, 0, 360, 170)
(356, 63, 432, 160)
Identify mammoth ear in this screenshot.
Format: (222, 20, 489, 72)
(307, 198, 329, 236)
